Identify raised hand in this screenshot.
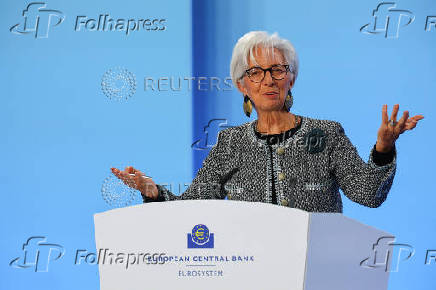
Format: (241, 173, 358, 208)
(111, 166, 159, 200)
(376, 104, 424, 152)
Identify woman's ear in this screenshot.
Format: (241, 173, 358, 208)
(236, 80, 247, 96)
(289, 78, 294, 90)
(289, 80, 294, 90)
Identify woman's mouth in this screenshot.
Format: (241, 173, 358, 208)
(263, 92, 279, 98)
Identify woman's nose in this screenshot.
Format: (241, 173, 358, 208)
(262, 70, 274, 84)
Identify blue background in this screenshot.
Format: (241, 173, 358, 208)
(0, 0, 434, 289)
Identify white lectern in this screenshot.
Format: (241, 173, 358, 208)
(94, 200, 393, 290)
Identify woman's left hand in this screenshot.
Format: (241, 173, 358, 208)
(376, 104, 424, 153)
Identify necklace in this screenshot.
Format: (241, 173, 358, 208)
(256, 115, 300, 135)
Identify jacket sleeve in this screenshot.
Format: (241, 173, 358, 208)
(331, 122, 397, 208)
(142, 129, 232, 202)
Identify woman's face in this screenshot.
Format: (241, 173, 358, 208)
(237, 46, 294, 114)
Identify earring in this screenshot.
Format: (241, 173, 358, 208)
(284, 89, 293, 112)
(243, 95, 253, 117)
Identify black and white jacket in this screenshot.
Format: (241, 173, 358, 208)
(144, 115, 397, 213)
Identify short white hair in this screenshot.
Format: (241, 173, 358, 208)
(230, 31, 299, 87)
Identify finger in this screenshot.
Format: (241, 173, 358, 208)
(405, 119, 417, 125)
(410, 114, 424, 121)
(118, 170, 130, 182)
(122, 172, 137, 188)
(390, 104, 399, 122)
(397, 110, 409, 130)
(111, 167, 122, 178)
(135, 171, 145, 183)
(129, 168, 144, 178)
(120, 170, 133, 181)
(404, 121, 417, 131)
(402, 118, 419, 131)
(134, 172, 143, 188)
(403, 115, 424, 129)
(112, 169, 137, 189)
(382, 104, 388, 125)
(135, 169, 152, 179)
(397, 111, 409, 134)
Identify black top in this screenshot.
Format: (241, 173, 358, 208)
(254, 117, 303, 205)
(254, 116, 395, 205)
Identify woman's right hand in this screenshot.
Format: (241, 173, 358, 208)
(111, 166, 159, 200)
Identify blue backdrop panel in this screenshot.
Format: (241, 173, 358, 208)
(0, 0, 192, 289)
(192, 1, 435, 289)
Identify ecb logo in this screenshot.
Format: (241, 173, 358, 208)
(187, 224, 214, 248)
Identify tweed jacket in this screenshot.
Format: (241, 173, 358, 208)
(147, 115, 397, 213)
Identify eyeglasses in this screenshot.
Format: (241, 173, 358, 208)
(244, 64, 291, 83)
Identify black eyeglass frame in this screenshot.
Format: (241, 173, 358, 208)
(243, 64, 291, 83)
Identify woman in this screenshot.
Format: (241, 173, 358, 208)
(111, 31, 423, 212)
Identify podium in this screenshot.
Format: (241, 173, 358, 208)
(94, 200, 393, 290)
